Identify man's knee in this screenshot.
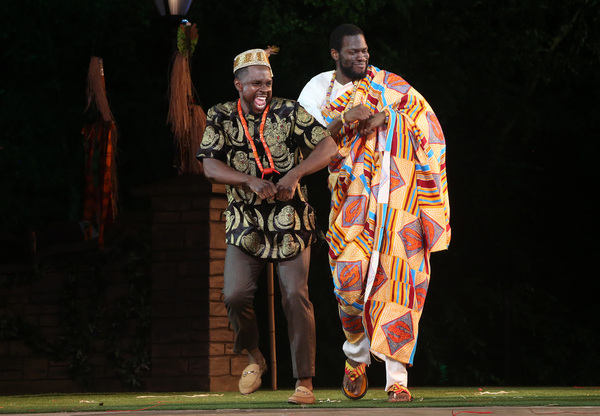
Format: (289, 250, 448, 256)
(281, 283, 311, 311)
(223, 286, 252, 310)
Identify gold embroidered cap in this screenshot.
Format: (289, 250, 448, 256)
(233, 46, 279, 76)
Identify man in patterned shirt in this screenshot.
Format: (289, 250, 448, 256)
(197, 47, 337, 404)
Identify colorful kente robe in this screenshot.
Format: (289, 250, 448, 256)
(323, 66, 451, 365)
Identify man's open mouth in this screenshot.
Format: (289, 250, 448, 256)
(254, 95, 267, 110)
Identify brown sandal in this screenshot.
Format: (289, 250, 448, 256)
(342, 360, 368, 400)
(387, 383, 412, 402)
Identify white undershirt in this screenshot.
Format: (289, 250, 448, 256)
(298, 70, 354, 127)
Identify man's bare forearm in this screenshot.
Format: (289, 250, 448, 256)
(202, 158, 252, 186)
(291, 135, 338, 179)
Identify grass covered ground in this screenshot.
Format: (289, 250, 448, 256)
(0, 387, 599, 414)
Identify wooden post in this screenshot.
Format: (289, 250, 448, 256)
(267, 263, 277, 390)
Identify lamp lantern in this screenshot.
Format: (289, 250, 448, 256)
(154, 0, 192, 17)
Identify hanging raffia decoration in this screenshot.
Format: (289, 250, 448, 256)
(81, 56, 119, 249)
(167, 21, 206, 175)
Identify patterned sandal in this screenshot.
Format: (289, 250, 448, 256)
(342, 360, 368, 400)
(387, 383, 413, 402)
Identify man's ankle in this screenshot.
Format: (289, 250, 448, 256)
(296, 377, 313, 391)
(347, 358, 360, 367)
(247, 348, 265, 366)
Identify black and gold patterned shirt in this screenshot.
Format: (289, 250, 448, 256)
(197, 97, 330, 260)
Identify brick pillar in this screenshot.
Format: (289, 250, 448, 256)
(206, 188, 249, 391)
(134, 175, 240, 392)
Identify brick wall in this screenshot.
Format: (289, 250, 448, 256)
(0, 256, 151, 394)
(134, 175, 242, 392)
(0, 175, 242, 394)
(0, 266, 82, 394)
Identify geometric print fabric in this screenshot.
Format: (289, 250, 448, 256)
(325, 66, 450, 365)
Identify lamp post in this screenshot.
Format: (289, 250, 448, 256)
(154, 0, 193, 58)
(154, 0, 193, 18)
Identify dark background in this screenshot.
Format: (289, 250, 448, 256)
(1, 0, 599, 388)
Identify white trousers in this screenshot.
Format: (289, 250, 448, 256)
(343, 337, 408, 391)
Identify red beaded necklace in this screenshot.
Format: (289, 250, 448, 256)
(237, 99, 280, 178)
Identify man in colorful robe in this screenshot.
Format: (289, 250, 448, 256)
(197, 48, 337, 404)
(298, 24, 451, 402)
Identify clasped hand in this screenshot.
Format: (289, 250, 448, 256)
(247, 172, 299, 201)
(343, 104, 387, 135)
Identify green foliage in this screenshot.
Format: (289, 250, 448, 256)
(177, 24, 199, 56)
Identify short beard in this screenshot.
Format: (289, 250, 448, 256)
(339, 61, 367, 81)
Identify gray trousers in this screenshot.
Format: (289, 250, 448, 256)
(223, 244, 316, 379)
